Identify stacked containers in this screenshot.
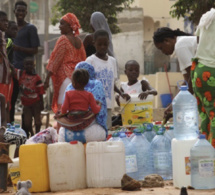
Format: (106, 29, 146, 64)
(19, 143, 50, 192)
(190, 134, 215, 189)
(172, 84, 199, 188)
(48, 141, 86, 191)
(130, 129, 152, 180)
(86, 141, 125, 187)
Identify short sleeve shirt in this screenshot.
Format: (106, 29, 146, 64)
(86, 54, 117, 109)
(13, 23, 40, 69)
(174, 36, 197, 74)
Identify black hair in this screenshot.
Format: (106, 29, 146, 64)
(8, 21, 16, 28)
(94, 29, 109, 41)
(153, 27, 191, 43)
(72, 69, 89, 88)
(0, 11, 7, 18)
(125, 60, 140, 69)
(15, 1, 27, 9)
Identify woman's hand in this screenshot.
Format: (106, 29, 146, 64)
(44, 79, 49, 90)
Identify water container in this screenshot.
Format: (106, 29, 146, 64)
(19, 143, 50, 192)
(8, 126, 15, 133)
(130, 129, 152, 180)
(151, 130, 172, 180)
(172, 138, 197, 188)
(14, 124, 27, 137)
(120, 94, 154, 126)
(119, 132, 138, 178)
(164, 126, 175, 141)
(143, 124, 156, 142)
(172, 84, 199, 140)
(86, 141, 125, 187)
(108, 132, 121, 142)
(190, 134, 215, 189)
(48, 141, 86, 191)
(8, 158, 20, 191)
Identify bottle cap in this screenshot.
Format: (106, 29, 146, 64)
(180, 85, 188, 91)
(15, 124, 20, 128)
(199, 134, 206, 139)
(157, 130, 164, 135)
(146, 124, 153, 131)
(70, 141, 78, 144)
(112, 132, 119, 137)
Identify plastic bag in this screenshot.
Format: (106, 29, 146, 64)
(25, 127, 58, 145)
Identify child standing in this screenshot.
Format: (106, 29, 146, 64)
(116, 60, 157, 106)
(86, 29, 122, 129)
(12, 57, 45, 137)
(0, 11, 12, 123)
(61, 69, 101, 115)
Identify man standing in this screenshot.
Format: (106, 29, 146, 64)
(11, 0, 40, 123)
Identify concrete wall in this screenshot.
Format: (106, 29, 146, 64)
(119, 72, 183, 109)
(113, 8, 144, 75)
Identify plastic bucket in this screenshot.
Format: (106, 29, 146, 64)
(120, 94, 153, 126)
(160, 93, 172, 108)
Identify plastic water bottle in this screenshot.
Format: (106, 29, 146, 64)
(130, 129, 152, 180)
(7, 126, 15, 133)
(119, 132, 138, 177)
(172, 84, 199, 140)
(143, 124, 156, 142)
(190, 134, 215, 189)
(151, 130, 172, 180)
(164, 126, 175, 141)
(108, 132, 120, 142)
(14, 124, 27, 137)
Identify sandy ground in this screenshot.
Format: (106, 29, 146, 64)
(2, 183, 215, 195)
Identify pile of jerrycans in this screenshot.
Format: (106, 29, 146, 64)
(172, 83, 215, 190)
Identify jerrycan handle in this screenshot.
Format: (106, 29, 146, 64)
(177, 80, 189, 90)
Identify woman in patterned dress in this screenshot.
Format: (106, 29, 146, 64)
(44, 13, 86, 113)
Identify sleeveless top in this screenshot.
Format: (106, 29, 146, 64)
(121, 80, 143, 95)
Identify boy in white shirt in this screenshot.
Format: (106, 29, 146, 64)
(86, 29, 122, 129)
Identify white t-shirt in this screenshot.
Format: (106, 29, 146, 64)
(195, 10, 215, 67)
(86, 54, 117, 109)
(121, 80, 143, 95)
(174, 36, 197, 74)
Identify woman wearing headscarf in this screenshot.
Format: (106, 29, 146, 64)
(83, 11, 114, 57)
(58, 61, 107, 143)
(44, 13, 86, 113)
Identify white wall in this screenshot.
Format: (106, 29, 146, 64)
(113, 31, 144, 74)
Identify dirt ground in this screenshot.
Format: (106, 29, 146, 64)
(2, 182, 215, 195)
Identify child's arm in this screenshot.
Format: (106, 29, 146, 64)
(0, 93, 6, 127)
(139, 80, 158, 100)
(114, 84, 130, 101)
(89, 93, 101, 114)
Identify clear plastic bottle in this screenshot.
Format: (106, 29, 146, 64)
(119, 132, 138, 178)
(14, 124, 27, 137)
(151, 130, 172, 180)
(107, 132, 120, 142)
(190, 134, 215, 189)
(143, 124, 156, 142)
(8, 126, 15, 133)
(130, 129, 152, 180)
(172, 85, 199, 140)
(164, 126, 175, 141)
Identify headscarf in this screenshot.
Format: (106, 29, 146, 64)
(90, 12, 114, 57)
(62, 13, 80, 36)
(64, 61, 107, 136)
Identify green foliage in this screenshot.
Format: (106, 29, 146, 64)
(51, 0, 134, 34)
(170, 0, 215, 25)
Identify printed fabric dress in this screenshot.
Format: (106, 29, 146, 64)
(46, 35, 86, 113)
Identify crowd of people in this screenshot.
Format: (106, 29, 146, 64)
(0, 1, 215, 148)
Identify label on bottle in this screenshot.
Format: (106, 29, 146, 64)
(185, 157, 191, 175)
(125, 155, 138, 173)
(198, 159, 215, 177)
(154, 152, 169, 169)
(176, 111, 197, 127)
